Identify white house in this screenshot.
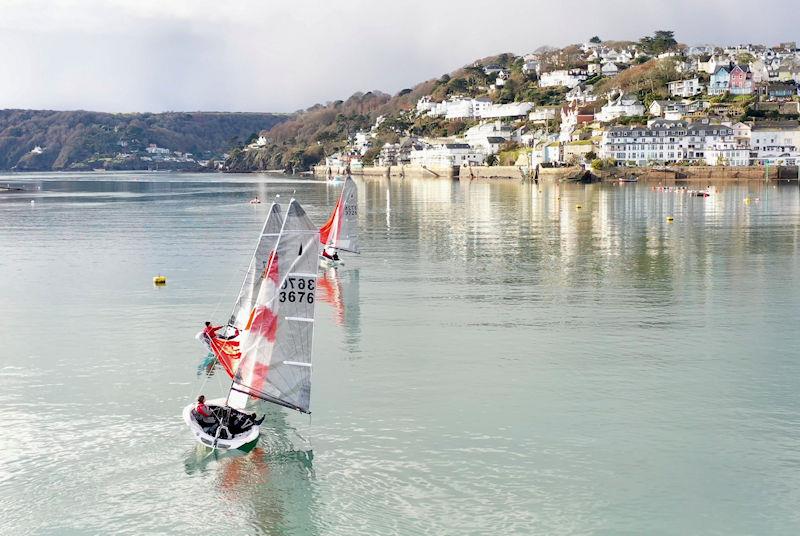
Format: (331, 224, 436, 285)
(480, 102, 534, 119)
(668, 78, 704, 98)
(409, 143, 485, 167)
(595, 93, 645, 122)
(528, 106, 558, 123)
(465, 121, 513, 154)
(749, 123, 800, 151)
(565, 85, 598, 104)
(601, 63, 620, 76)
(146, 144, 170, 155)
(539, 69, 588, 88)
(522, 60, 540, 76)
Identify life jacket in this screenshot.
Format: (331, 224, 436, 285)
(196, 403, 211, 417)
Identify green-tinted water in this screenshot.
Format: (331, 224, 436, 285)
(2, 173, 800, 535)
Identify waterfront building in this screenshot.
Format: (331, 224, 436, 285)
(599, 119, 743, 166)
(409, 143, 485, 167)
(749, 122, 800, 151)
(751, 146, 800, 166)
(731, 122, 752, 146)
(465, 121, 513, 154)
(377, 143, 401, 166)
(563, 141, 597, 163)
(668, 78, 704, 98)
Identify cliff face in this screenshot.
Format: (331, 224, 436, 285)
(0, 110, 288, 171)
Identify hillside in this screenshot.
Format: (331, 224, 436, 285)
(225, 52, 575, 172)
(0, 110, 287, 171)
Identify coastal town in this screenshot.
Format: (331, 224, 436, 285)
(300, 33, 800, 179)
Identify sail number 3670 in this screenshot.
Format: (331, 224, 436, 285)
(279, 277, 315, 304)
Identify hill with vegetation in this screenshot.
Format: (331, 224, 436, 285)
(0, 110, 287, 171)
(226, 30, 732, 172)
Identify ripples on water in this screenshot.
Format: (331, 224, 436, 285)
(2, 173, 800, 535)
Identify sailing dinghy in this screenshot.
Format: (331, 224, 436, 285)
(184, 199, 321, 450)
(319, 176, 360, 267)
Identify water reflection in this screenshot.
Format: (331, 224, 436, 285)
(184, 406, 317, 536)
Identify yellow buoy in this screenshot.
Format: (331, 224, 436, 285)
(744, 197, 751, 205)
(666, 216, 674, 222)
(153, 275, 167, 286)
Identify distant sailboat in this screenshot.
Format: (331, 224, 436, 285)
(184, 198, 321, 450)
(319, 176, 360, 267)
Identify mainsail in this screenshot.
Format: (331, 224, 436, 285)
(229, 200, 320, 414)
(319, 176, 360, 254)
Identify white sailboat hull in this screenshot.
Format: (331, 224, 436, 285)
(182, 401, 260, 450)
(319, 255, 344, 268)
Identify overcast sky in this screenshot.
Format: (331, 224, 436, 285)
(0, 0, 795, 113)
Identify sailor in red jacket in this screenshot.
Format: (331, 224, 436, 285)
(195, 395, 217, 426)
(202, 321, 221, 343)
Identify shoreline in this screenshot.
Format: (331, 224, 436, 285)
(314, 164, 795, 182)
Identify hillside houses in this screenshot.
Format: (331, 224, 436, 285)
(324, 37, 800, 173)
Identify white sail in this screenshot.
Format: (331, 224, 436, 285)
(228, 203, 284, 331)
(230, 199, 320, 413)
(320, 176, 359, 254)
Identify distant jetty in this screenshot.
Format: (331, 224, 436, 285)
(0, 186, 24, 192)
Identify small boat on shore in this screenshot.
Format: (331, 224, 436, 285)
(618, 174, 639, 183)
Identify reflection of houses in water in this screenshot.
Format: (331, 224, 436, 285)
(342, 269, 361, 349)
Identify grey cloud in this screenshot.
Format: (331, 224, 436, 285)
(0, 0, 796, 112)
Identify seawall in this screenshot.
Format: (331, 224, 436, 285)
(315, 164, 798, 182)
(314, 164, 459, 179)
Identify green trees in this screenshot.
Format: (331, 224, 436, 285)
(639, 31, 678, 55)
(589, 36, 602, 44)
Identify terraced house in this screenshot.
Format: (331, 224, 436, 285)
(600, 119, 749, 166)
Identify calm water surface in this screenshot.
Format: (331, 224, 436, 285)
(2, 172, 800, 535)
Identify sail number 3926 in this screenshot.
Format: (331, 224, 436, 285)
(279, 277, 315, 303)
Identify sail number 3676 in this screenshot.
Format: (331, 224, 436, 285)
(279, 277, 315, 304)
